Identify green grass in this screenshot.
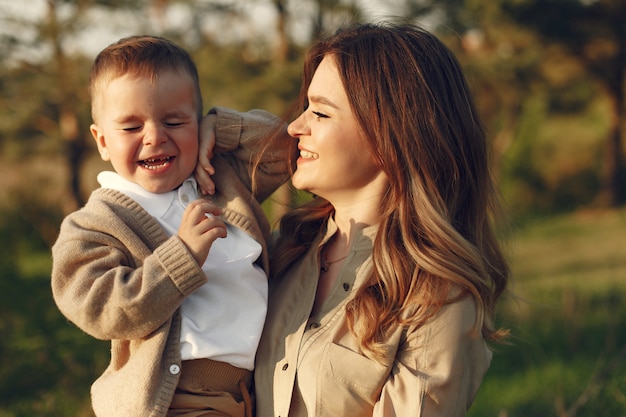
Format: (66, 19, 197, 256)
(468, 208, 626, 417)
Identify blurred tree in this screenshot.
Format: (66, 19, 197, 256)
(0, 0, 147, 214)
(433, 0, 559, 216)
(45, 0, 91, 212)
(400, 0, 623, 215)
(504, 0, 626, 206)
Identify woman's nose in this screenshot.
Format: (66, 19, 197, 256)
(287, 112, 309, 138)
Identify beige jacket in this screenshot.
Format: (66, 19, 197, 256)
(51, 108, 290, 417)
(255, 218, 492, 417)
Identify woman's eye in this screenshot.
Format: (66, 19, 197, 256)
(312, 111, 328, 119)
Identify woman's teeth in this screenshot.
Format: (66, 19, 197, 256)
(300, 150, 319, 159)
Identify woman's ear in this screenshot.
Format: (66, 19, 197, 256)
(90, 123, 110, 161)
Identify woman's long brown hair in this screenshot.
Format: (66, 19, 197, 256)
(271, 23, 510, 360)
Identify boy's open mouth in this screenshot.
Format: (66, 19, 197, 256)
(139, 156, 173, 170)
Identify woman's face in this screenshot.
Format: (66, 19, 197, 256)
(287, 56, 388, 205)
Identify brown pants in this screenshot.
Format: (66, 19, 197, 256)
(166, 359, 253, 417)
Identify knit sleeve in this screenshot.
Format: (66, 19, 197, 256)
(210, 106, 294, 202)
(51, 191, 207, 340)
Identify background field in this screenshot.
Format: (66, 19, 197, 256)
(469, 208, 626, 417)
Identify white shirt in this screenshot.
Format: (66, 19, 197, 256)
(97, 171, 267, 370)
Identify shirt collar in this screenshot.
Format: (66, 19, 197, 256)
(97, 171, 199, 218)
(321, 215, 379, 251)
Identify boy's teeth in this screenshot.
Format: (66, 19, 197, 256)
(141, 157, 172, 169)
(300, 150, 319, 159)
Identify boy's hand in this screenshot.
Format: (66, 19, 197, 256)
(178, 199, 227, 266)
(196, 113, 217, 195)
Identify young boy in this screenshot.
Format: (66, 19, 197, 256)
(51, 36, 290, 417)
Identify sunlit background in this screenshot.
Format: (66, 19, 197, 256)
(0, 0, 624, 416)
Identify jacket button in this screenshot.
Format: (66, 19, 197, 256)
(308, 322, 320, 330)
(343, 283, 350, 291)
(169, 364, 181, 375)
(282, 363, 288, 371)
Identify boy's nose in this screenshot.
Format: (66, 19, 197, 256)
(143, 124, 168, 145)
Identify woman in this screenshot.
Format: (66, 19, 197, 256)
(200, 22, 509, 417)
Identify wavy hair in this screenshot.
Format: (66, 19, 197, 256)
(272, 23, 510, 360)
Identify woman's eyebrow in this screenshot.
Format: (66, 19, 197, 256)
(308, 95, 339, 109)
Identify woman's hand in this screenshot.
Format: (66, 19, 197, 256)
(195, 113, 217, 195)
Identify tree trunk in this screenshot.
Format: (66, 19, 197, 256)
(600, 0, 626, 207)
(46, 0, 87, 212)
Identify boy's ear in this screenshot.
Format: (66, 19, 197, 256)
(90, 123, 110, 161)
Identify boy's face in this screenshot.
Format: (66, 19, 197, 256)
(90, 70, 199, 194)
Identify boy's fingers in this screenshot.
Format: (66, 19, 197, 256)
(196, 215, 227, 234)
(196, 113, 218, 195)
(199, 114, 217, 163)
(195, 165, 216, 195)
(198, 149, 215, 174)
(185, 199, 222, 220)
(205, 223, 227, 239)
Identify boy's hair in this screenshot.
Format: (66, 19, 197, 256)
(89, 35, 203, 122)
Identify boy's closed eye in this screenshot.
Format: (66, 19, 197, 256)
(164, 121, 186, 128)
(120, 121, 186, 132)
(122, 126, 142, 132)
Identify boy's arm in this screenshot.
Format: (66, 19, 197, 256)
(197, 107, 295, 202)
(51, 204, 206, 341)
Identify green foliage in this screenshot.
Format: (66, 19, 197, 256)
(501, 89, 608, 220)
(446, 0, 626, 215)
(0, 200, 108, 416)
(468, 208, 626, 417)
(498, 0, 626, 205)
(193, 40, 304, 115)
(0, 268, 108, 417)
